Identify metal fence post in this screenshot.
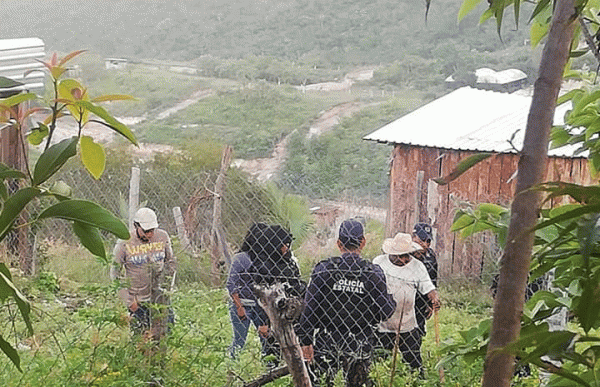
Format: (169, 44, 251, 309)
(128, 166, 140, 229)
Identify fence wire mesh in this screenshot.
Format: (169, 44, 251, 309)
(0, 164, 479, 386)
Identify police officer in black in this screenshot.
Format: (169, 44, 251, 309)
(411, 223, 438, 339)
(297, 219, 396, 387)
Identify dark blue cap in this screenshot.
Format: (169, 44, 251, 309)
(413, 222, 433, 242)
(339, 219, 364, 243)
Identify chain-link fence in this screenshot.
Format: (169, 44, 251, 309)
(1, 162, 389, 277)
(1, 163, 499, 386)
(226, 222, 441, 386)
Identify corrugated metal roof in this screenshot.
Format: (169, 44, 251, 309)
(0, 38, 45, 95)
(0, 38, 44, 52)
(363, 87, 582, 158)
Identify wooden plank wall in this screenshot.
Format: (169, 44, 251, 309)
(389, 145, 596, 278)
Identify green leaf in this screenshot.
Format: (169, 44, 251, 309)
(0, 187, 41, 240)
(570, 90, 600, 117)
(0, 183, 7, 201)
(478, 203, 508, 216)
(73, 221, 105, 259)
(48, 180, 72, 198)
(0, 334, 21, 372)
(0, 264, 32, 336)
(27, 123, 49, 146)
(37, 199, 130, 240)
(530, 20, 549, 47)
(513, 0, 520, 28)
(550, 127, 571, 148)
(533, 204, 600, 233)
(0, 92, 37, 108)
(451, 213, 475, 232)
(458, 0, 482, 21)
(557, 89, 582, 105)
(57, 79, 89, 123)
(0, 76, 24, 89)
(433, 153, 495, 185)
(79, 136, 105, 180)
(32, 137, 78, 186)
(535, 183, 600, 206)
(585, 121, 600, 142)
(80, 101, 137, 145)
(0, 163, 26, 180)
(529, 0, 551, 22)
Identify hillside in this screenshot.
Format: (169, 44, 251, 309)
(3, 0, 536, 76)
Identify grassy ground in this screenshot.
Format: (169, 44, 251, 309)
(0, 239, 542, 387)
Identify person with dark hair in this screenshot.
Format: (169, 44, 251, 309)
(226, 223, 271, 359)
(297, 219, 396, 387)
(250, 224, 306, 298)
(411, 223, 438, 340)
(111, 207, 177, 344)
(374, 232, 440, 376)
(227, 223, 305, 362)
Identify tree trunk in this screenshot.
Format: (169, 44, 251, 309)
(253, 283, 312, 387)
(482, 1, 576, 386)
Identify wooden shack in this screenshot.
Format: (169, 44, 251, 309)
(364, 87, 594, 278)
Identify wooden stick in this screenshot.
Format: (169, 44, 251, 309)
(433, 309, 445, 384)
(243, 365, 290, 387)
(389, 305, 405, 387)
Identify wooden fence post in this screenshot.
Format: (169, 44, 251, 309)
(173, 206, 191, 251)
(413, 170, 425, 225)
(210, 145, 233, 286)
(254, 283, 312, 387)
(128, 166, 140, 229)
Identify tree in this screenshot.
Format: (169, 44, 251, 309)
(440, 0, 600, 384)
(481, 0, 577, 385)
(0, 51, 137, 371)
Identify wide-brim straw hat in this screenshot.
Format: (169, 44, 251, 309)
(382, 233, 423, 255)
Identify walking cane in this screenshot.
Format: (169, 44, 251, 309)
(433, 309, 445, 384)
(389, 305, 405, 387)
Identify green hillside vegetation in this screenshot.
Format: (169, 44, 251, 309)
(135, 83, 329, 157)
(281, 96, 424, 199)
(3, 0, 539, 78)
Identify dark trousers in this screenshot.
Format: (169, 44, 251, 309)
(129, 302, 174, 341)
(310, 330, 373, 387)
(376, 329, 423, 371)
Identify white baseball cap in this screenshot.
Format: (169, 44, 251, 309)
(133, 207, 158, 230)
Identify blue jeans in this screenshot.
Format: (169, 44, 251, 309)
(228, 302, 278, 360)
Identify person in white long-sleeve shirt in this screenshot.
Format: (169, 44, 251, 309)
(373, 232, 440, 375)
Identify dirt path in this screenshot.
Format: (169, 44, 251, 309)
(235, 67, 378, 181)
(156, 89, 214, 120)
(307, 102, 363, 138)
(35, 88, 215, 157)
(235, 100, 368, 181)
